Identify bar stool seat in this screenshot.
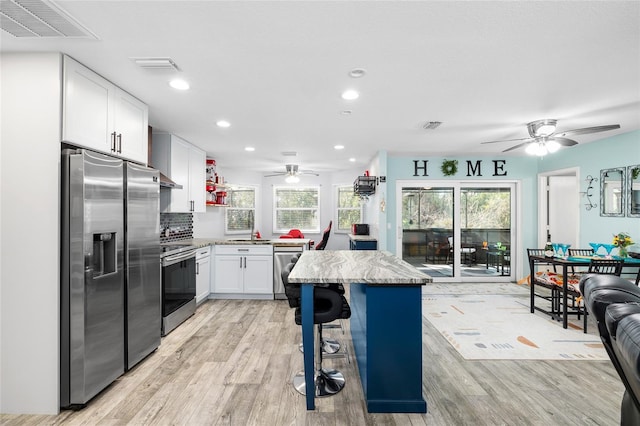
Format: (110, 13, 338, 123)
(282, 266, 351, 397)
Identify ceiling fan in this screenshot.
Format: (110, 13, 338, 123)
(481, 119, 620, 155)
(264, 164, 319, 182)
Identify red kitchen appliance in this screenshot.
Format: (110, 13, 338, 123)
(215, 191, 227, 205)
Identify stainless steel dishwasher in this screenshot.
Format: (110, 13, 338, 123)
(273, 245, 303, 299)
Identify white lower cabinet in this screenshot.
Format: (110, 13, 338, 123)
(195, 246, 211, 304)
(213, 245, 273, 299)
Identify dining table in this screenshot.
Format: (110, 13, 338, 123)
(287, 250, 432, 412)
(529, 254, 640, 329)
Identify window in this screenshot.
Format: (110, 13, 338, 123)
(225, 186, 257, 234)
(273, 186, 320, 233)
(336, 185, 362, 233)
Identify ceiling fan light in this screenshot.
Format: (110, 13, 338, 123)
(528, 119, 557, 137)
(525, 142, 547, 156)
(546, 140, 561, 153)
(285, 175, 300, 184)
(535, 124, 555, 137)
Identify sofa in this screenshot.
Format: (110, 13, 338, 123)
(581, 274, 640, 425)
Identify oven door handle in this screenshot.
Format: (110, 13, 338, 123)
(163, 250, 196, 266)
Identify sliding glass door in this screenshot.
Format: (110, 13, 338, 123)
(398, 181, 516, 281)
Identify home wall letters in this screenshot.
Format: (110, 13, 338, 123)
(412, 159, 508, 177)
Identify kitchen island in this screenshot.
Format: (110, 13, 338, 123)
(288, 250, 432, 413)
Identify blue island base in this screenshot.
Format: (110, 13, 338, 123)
(350, 283, 427, 413)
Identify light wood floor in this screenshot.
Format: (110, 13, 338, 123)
(2, 284, 625, 426)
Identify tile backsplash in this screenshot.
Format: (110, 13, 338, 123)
(160, 213, 193, 243)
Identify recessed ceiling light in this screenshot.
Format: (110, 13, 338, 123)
(216, 120, 231, 128)
(349, 158, 356, 162)
(341, 90, 359, 101)
(169, 79, 189, 90)
(245, 146, 255, 152)
(349, 68, 366, 78)
(334, 145, 345, 150)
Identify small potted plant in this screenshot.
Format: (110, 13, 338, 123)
(613, 232, 634, 258)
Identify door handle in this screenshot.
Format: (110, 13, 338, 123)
(111, 132, 117, 152)
(117, 133, 122, 153)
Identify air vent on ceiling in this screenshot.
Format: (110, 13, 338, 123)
(0, 0, 96, 38)
(423, 121, 443, 130)
(281, 151, 297, 157)
(132, 57, 181, 71)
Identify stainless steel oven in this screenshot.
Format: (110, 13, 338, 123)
(161, 245, 197, 335)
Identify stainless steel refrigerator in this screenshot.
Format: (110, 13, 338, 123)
(61, 148, 161, 409)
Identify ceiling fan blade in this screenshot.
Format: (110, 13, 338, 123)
(502, 142, 532, 152)
(481, 137, 534, 145)
(264, 173, 285, 177)
(550, 137, 578, 147)
(554, 124, 620, 137)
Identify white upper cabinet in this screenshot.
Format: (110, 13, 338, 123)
(62, 56, 148, 164)
(112, 89, 148, 163)
(188, 145, 206, 212)
(152, 133, 206, 213)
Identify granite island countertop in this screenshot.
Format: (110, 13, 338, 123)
(288, 250, 432, 285)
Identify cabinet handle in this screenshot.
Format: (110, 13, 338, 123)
(111, 132, 117, 152)
(190, 200, 194, 211)
(196, 263, 199, 275)
(239, 257, 243, 268)
(243, 257, 247, 268)
(117, 133, 122, 153)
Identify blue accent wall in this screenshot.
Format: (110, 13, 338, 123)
(380, 130, 639, 269)
(536, 130, 640, 245)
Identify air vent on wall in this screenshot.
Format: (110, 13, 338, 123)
(423, 121, 443, 130)
(0, 0, 96, 38)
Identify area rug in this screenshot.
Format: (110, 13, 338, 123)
(422, 294, 607, 360)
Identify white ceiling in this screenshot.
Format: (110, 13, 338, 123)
(2, 1, 639, 173)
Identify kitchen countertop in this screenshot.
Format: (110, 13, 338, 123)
(288, 250, 431, 285)
(168, 238, 311, 248)
(348, 234, 377, 241)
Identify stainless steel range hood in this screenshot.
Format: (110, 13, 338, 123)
(159, 171, 182, 189)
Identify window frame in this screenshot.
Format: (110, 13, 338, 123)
(224, 185, 258, 235)
(335, 184, 363, 234)
(272, 185, 321, 234)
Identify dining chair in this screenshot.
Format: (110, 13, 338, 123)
(565, 258, 624, 333)
(588, 258, 624, 276)
(568, 248, 595, 274)
(527, 248, 560, 316)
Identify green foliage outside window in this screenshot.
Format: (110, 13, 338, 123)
(402, 187, 510, 230)
(337, 186, 362, 231)
(226, 187, 256, 232)
(274, 187, 320, 232)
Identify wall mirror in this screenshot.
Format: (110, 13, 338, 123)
(628, 164, 640, 218)
(600, 167, 625, 217)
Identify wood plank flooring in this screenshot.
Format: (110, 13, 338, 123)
(2, 284, 625, 425)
